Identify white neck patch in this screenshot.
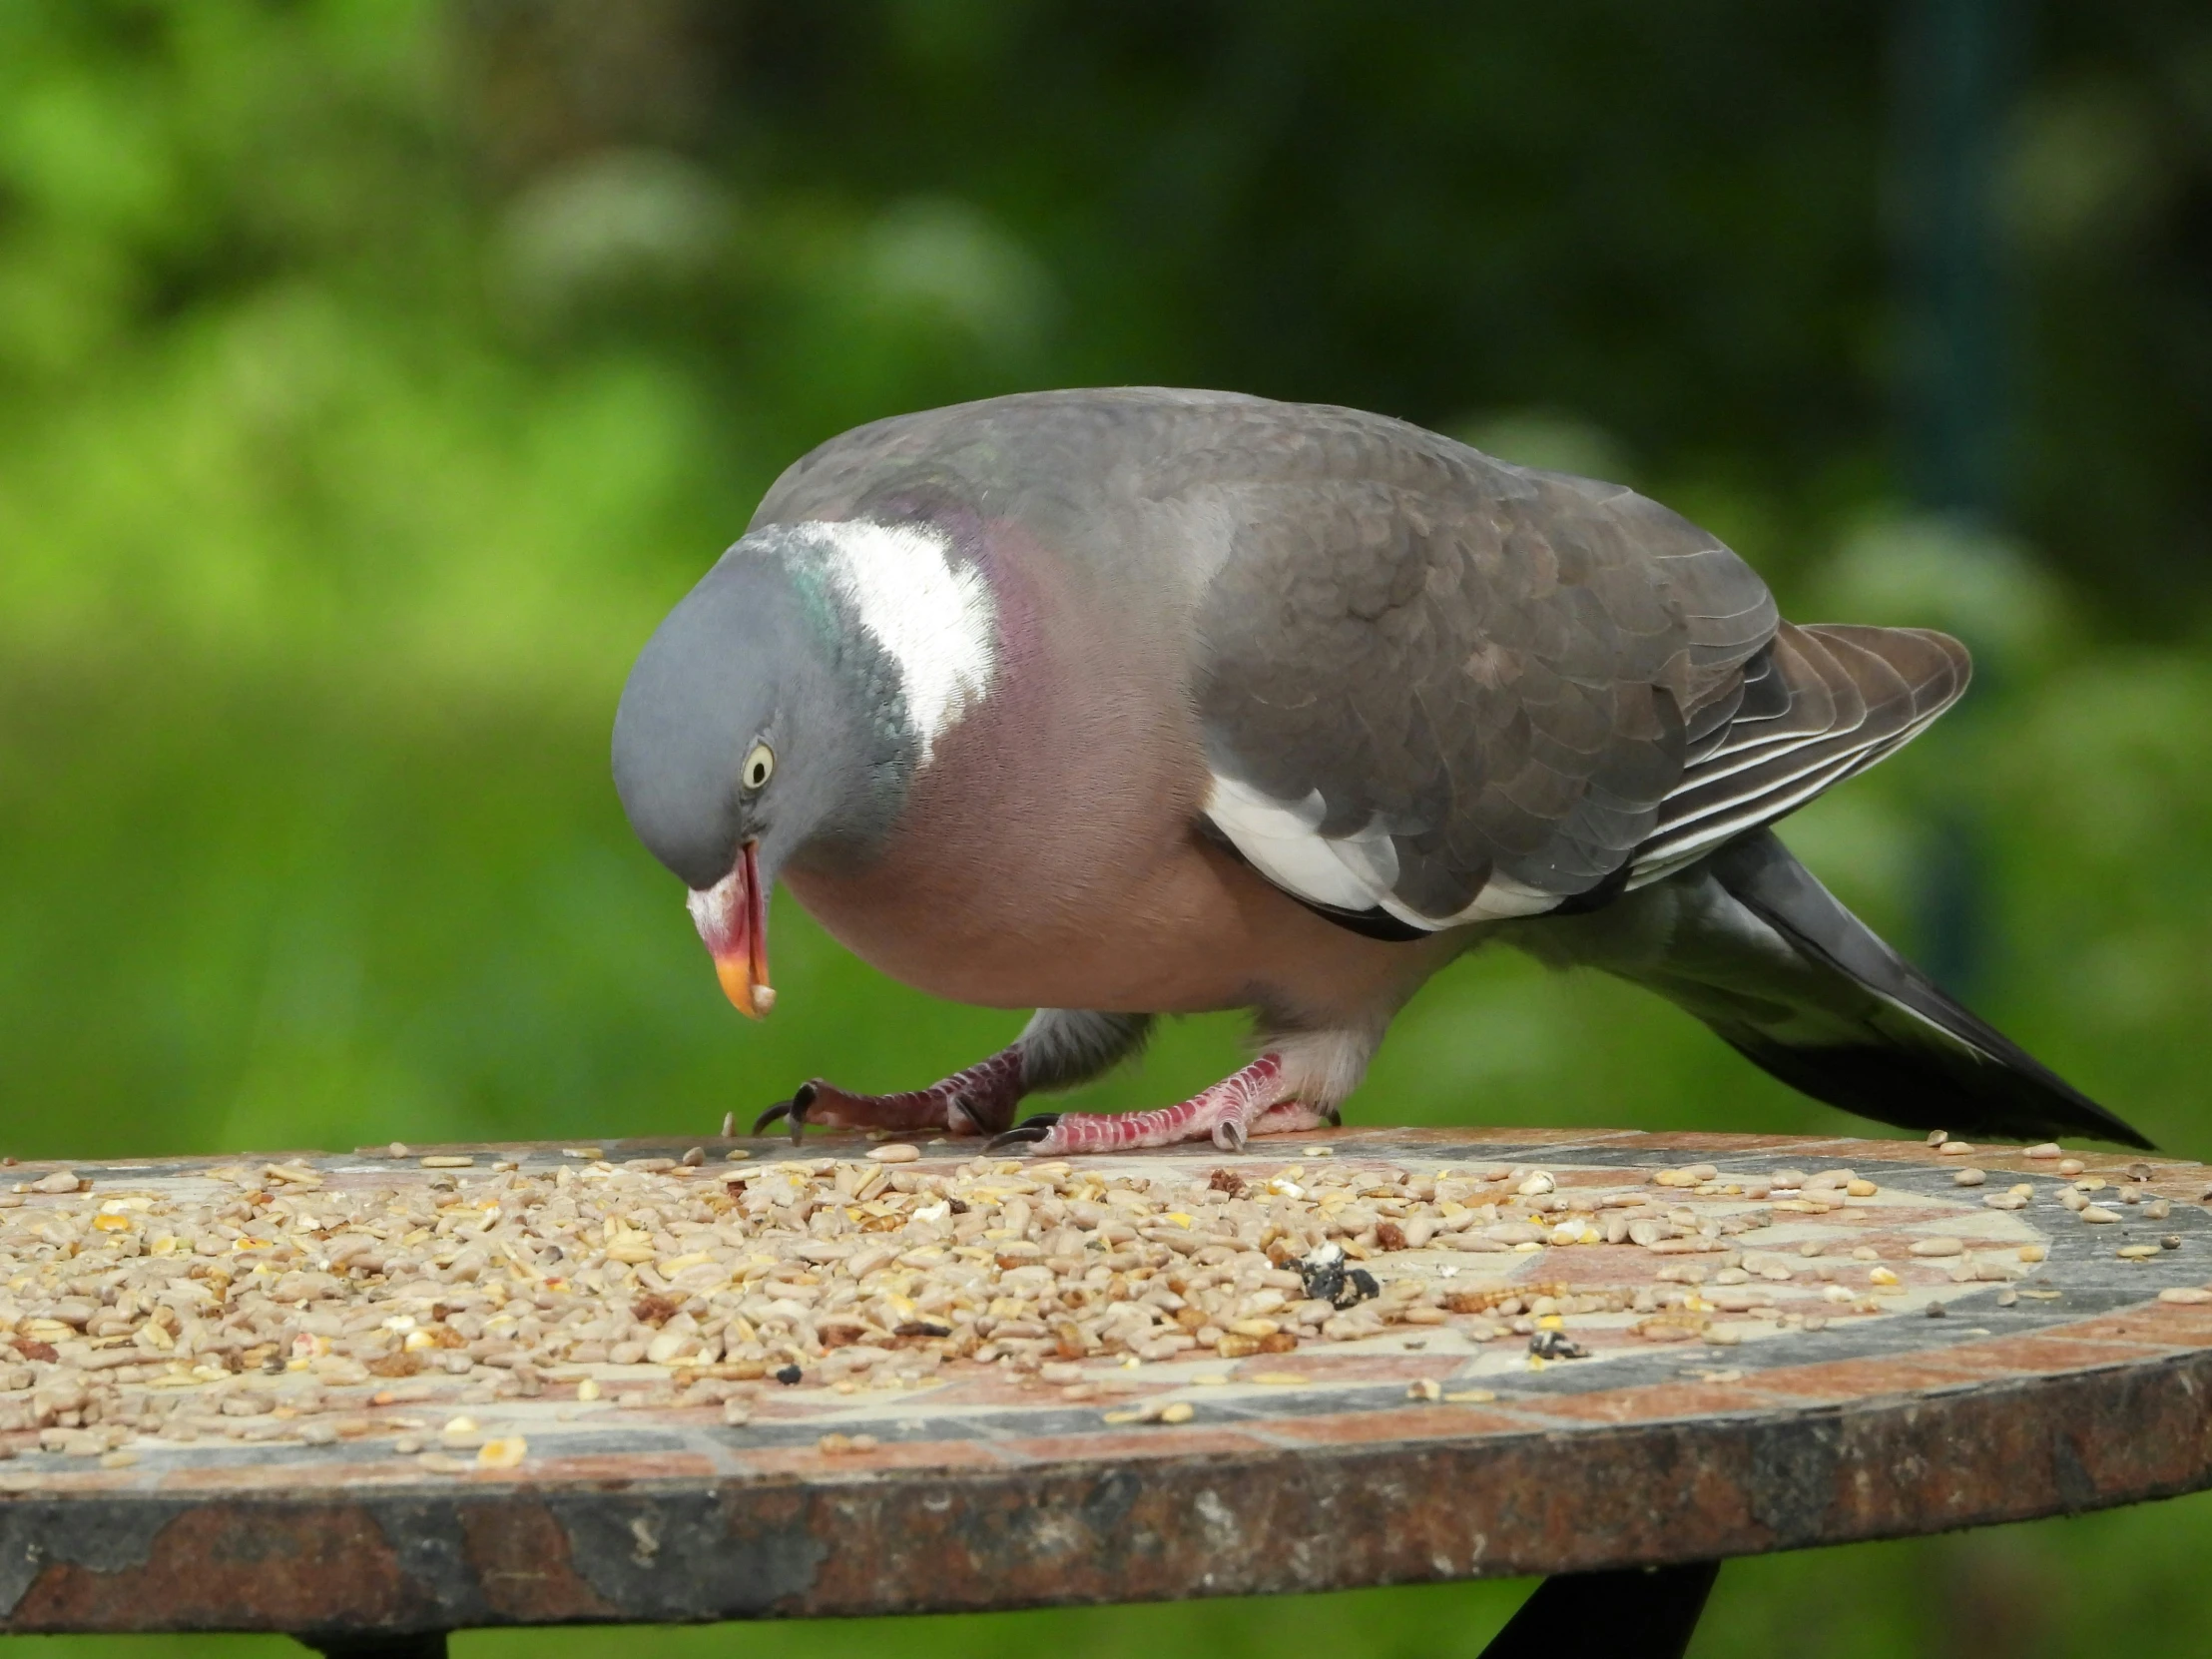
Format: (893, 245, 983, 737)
(788, 519, 998, 767)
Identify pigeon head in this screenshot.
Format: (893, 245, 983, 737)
(612, 518, 998, 1016)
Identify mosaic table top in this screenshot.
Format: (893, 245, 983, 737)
(2, 1126, 2209, 1638)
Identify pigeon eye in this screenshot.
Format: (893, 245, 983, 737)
(741, 743, 775, 792)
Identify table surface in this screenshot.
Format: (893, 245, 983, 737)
(5, 1126, 2212, 1639)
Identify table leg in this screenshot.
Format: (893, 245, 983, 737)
(293, 1633, 449, 1659)
(1478, 1561, 1719, 1659)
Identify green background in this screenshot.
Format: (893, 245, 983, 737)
(4, 3, 2212, 1653)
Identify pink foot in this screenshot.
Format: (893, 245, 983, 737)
(989, 1055, 1321, 1155)
(755, 1046, 1026, 1144)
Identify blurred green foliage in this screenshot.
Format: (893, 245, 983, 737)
(4, 3, 2212, 1656)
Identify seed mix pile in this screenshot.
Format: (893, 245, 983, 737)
(0, 1134, 2176, 1466)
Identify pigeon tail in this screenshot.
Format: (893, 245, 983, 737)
(1520, 828, 2152, 1149)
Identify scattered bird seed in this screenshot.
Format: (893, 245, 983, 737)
(1937, 1142, 1975, 1157)
(0, 1142, 2079, 1462)
(2163, 1236, 2184, 1251)
(2023, 1144, 2061, 1159)
(2159, 1288, 2212, 1305)
(2057, 1159, 2085, 1176)
(2080, 1206, 2122, 1224)
(1952, 1169, 1985, 1187)
(1406, 1378, 1442, 1401)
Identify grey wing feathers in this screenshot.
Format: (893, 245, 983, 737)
(1189, 409, 1969, 928)
(1627, 624, 1971, 884)
(1195, 434, 1783, 927)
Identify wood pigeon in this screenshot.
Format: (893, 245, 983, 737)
(612, 389, 2148, 1154)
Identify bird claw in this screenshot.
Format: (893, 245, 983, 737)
(942, 1092, 989, 1137)
(986, 1112, 1062, 1153)
(1211, 1115, 1248, 1153)
(752, 1081, 820, 1144)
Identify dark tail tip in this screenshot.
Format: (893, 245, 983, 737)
(1703, 830, 2154, 1151)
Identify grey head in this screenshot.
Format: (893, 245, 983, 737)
(612, 522, 925, 893)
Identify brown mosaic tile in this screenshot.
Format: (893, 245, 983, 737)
(1254, 1402, 1552, 1445)
(1932, 1335, 2176, 1376)
(1512, 1381, 1788, 1427)
(737, 1437, 1008, 1477)
(2050, 1305, 2212, 1347)
(1728, 1353, 2006, 1404)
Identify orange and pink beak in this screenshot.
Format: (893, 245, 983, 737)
(687, 841, 775, 1017)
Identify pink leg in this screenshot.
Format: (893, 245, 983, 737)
(990, 1054, 1315, 1155)
(754, 1045, 1027, 1144)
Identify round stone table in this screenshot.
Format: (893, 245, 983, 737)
(3, 1127, 2209, 1659)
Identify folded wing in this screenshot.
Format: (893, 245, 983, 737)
(1192, 416, 1966, 929)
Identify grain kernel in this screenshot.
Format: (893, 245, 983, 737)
(475, 1436, 527, 1469)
